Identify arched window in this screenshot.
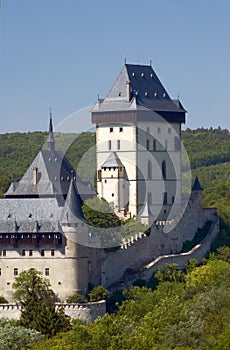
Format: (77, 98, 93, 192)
(162, 161, 166, 180)
(147, 161, 152, 179)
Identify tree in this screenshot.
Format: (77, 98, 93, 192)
(88, 285, 110, 302)
(0, 318, 43, 350)
(67, 293, 88, 303)
(13, 269, 70, 337)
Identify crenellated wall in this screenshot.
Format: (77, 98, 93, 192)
(0, 300, 106, 323)
(102, 192, 218, 289)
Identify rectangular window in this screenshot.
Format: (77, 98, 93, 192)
(45, 268, 49, 276)
(2, 250, 6, 257)
(108, 140, 111, 150)
(110, 127, 113, 133)
(29, 250, 33, 256)
(41, 250, 45, 256)
(153, 139, 156, 151)
(146, 139, 150, 150)
(117, 140, 120, 150)
(163, 192, 168, 205)
(97, 169, 102, 182)
(21, 250, 25, 256)
(147, 127, 150, 133)
(14, 268, 18, 276)
(168, 127, 171, 133)
(119, 127, 123, 132)
(0, 268, 1, 276)
(51, 250, 55, 256)
(158, 127, 161, 133)
(147, 192, 152, 205)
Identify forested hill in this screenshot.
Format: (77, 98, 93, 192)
(0, 127, 230, 244)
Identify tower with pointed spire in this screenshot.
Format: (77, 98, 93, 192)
(92, 63, 186, 222)
(47, 109, 55, 152)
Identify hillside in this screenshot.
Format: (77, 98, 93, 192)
(0, 127, 229, 246)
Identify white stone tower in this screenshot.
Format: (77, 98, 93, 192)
(92, 63, 186, 222)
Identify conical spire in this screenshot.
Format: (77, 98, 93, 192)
(192, 176, 203, 191)
(47, 108, 55, 152)
(60, 179, 85, 225)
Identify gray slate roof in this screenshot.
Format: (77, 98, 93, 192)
(0, 197, 63, 233)
(60, 180, 85, 224)
(92, 64, 186, 123)
(101, 152, 124, 168)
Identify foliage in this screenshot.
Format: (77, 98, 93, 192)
(29, 252, 230, 349)
(66, 293, 88, 303)
(88, 285, 110, 302)
(0, 318, 43, 350)
(13, 269, 70, 337)
(0, 295, 8, 303)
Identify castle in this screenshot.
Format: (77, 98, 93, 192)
(0, 63, 219, 302)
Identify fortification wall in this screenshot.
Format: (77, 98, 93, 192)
(0, 300, 106, 323)
(103, 194, 218, 288)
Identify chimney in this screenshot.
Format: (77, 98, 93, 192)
(33, 167, 38, 185)
(126, 80, 131, 102)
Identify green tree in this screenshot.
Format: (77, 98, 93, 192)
(13, 269, 70, 337)
(66, 293, 88, 303)
(0, 318, 43, 350)
(88, 285, 110, 302)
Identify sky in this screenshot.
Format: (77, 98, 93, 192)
(0, 0, 230, 133)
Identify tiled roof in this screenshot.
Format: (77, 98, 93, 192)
(101, 152, 124, 168)
(92, 64, 186, 123)
(60, 180, 85, 224)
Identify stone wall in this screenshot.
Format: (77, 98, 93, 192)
(103, 192, 218, 289)
(110, 216, 219, 290)
(0, 300, 106, 323)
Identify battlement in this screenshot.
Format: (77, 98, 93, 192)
(0, 300, 106, 323)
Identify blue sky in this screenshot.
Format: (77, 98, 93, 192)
(0, 0, 230, 133)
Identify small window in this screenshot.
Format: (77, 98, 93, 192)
(110, 127, 113, 133)
(105, 179, 107, 183)
(172, 196, 175, 204)
(29, 250, 33, 257)
(158, 127, 161, 133)
(45, 268, 49, 276)
(117, 140, 120, 150)
(163, 192, 168, 204)
(147, 126, 150, 133)
(14, 268, 18, 276)
(119, 127, 123, 132)
(21, 250, 25, 256)
(153, 139, 156, 151)
(41, 250, 45, 256)
(108, 140, 111, 150)
(2, 250, 6, 257)
(0, 268, 1, 276)
(162, 161, 166, 180)
(51, 250, 55, 257)
(168, 127, 171, 134)
(112, 193, 114, 197)
(146, 139, 150, 150)
(98, 170, 102, 181)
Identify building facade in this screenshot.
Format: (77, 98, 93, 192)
(92, 64, 186, 222)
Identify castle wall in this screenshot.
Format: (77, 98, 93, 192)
(0, 300, 106, 323)
(102, 193, 218, 288)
